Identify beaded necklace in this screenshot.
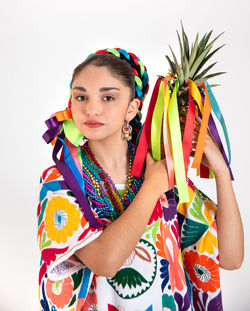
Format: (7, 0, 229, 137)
(81, 141, 143, 221)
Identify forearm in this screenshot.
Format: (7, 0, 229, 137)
(215, 168, 244, 270)
(75, 180, 161, 277)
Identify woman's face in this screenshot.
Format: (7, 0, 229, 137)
(71, 64, 139, 143)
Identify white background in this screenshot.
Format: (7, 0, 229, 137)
(0, 0, 249, 310)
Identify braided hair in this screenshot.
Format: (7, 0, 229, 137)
(70, 48, 149, 144)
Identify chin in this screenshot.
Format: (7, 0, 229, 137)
(82, 128, 121, 142)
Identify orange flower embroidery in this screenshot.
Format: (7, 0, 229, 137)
(156, 220, 186, 292)
(184, 250, 220, 293)
(46, 276, 73, 308)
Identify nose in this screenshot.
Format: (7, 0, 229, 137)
(85, 98, 102, 116)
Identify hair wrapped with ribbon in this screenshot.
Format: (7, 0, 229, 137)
(131, 26, 233, 204)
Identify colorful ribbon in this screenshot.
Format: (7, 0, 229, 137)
(43, 73, 234, 216)
(151, 80, 164, 161)
(53, 132, 102, 229)
(192, 82, 211, 169)
(182, 92, 196, 176)
(167, 80, 189, 203)
(205, 81, 231, 166)
(132, 74, 234, 203)
(163, 77, 175, 189)
(131, 77, 162, 177)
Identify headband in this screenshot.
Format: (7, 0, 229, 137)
(87, 48, 149, 111)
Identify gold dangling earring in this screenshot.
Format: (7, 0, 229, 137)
(122, 120, 132, 141)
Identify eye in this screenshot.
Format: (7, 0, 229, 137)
(75, 95, 87, 101)
(103, 96, 114, 101)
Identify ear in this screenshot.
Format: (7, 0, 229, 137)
(125, 98, 141, 122)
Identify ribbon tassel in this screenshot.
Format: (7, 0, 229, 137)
(132, 74, 233, 203)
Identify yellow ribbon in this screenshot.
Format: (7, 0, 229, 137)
(163, 76, 175, 189)
(188, 80, 203, 114)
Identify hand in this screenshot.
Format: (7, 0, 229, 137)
(191, 115, 228, 177)
(143, 152, 169, 195)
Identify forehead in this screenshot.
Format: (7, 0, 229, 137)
(72, 64, 127, 88)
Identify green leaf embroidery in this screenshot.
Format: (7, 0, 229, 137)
(162, 293, 177, 311)
(72, 269, 83, 290)
(42, 240, 52, 249)
(190, 193, 209, 225)
(144, 220, 160, 243)
(111, 268, 148, 289)
(68, 294, 76, 307)
(41, 232, 52, 250)
(181, 218, 208, 250)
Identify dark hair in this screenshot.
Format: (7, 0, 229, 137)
(71, 54, 143, 145)
(72, 54, 135, 101)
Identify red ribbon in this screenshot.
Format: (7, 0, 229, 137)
(182, 92, 196, 176)
(131, 77, 162, 177)
(200, 163, 210, 178)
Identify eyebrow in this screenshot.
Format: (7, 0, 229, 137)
(72, 86, 120, 92)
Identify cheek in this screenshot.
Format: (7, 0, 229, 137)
(71, 104, 82, 125)
(108, 107, 127, 123)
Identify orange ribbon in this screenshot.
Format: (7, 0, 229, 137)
(55, 109, 72, 122)
(191, 83, 211, 169)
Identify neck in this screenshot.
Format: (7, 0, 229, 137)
(87, 137, 129, 172)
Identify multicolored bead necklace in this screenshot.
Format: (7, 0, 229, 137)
(81, 141, 143, 221)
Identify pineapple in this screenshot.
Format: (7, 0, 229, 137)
(166, 23, 225, 113)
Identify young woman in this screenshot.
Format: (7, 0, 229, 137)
(38, 49, 244, 311)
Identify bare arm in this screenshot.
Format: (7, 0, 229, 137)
(75, 153, 169, 277)
(193, 116, 244, 270)
(214, 167, 244, 269)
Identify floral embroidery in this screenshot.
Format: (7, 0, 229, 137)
(107, 239, 157, 299)
(44, 196, 81, 243)
(162, 293, 176, 311)
(184, 250, 220, 293)
(38, 167, 222, 310)
(46, 277, 74, 308)
(197, 221, 218, 254)
(156, 220, 186, 292)
(148, 199, 163, 225)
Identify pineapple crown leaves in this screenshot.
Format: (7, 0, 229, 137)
(165, 23, 226, 88)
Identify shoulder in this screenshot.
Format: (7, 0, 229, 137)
(40, 165, 64, 184)
(39, 165, 70, 203)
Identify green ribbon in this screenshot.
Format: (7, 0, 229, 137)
(151, 79, 164, 161)
(62, 119, 84, 147)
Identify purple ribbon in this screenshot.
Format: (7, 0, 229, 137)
(42, 116, 62, 144)
(52, 132, 103, 229)
(200, 92, 234, 180)
(208, 113, 234, 180)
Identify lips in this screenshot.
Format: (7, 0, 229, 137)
(84, 120, 104, 128)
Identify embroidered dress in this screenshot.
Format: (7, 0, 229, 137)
(37, 164, 222, 311)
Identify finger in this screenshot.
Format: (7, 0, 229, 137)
(195, 115, 202, 124)
(193, 129, 199, 137)
(194, 123, 200, 132)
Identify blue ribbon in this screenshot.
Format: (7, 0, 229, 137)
(205, 81, 231, 165)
